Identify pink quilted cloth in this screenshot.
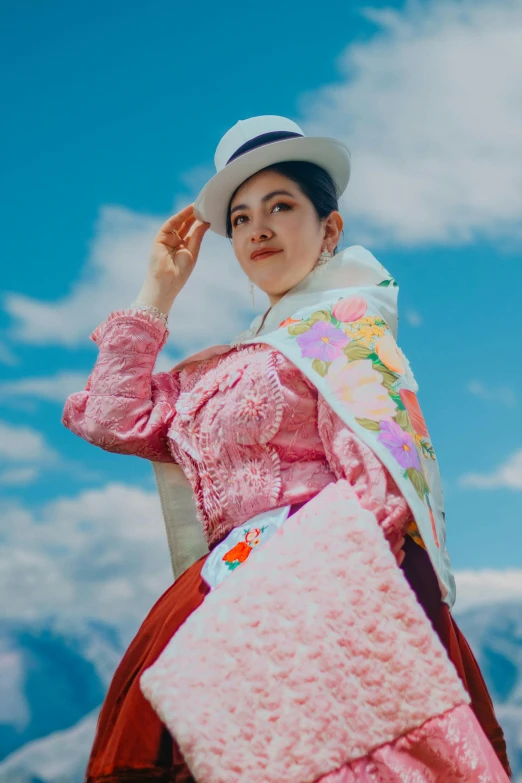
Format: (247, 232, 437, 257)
(62, 308, 411, 549)
(140, 481, 508, 783)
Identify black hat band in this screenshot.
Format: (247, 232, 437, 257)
(226, 131, 304, 165)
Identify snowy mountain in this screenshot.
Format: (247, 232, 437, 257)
(0, 617, 122, 763)
(0, 710, 98, 783)
(0, 604, 520, 782)
(455, 601, 522, 779)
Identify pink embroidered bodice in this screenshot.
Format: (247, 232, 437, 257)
(62, 308, 413, 549)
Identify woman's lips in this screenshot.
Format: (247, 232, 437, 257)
(251, 250, 282, 261)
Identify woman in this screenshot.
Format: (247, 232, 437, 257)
(62, 115, 511, 782)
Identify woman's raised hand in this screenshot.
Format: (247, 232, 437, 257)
(137, 204, 210, 314)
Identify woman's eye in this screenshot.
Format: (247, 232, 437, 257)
(232, 203, 291, 228)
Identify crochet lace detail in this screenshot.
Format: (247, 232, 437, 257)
(63, 310, 414, 549)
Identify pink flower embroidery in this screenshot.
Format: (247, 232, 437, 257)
(328, 358, 398, 421)
(296, 321, 349, 362)
(236, 391, 268, 422)
(332, 296, 367, 323)
(378, 419, 421, 470)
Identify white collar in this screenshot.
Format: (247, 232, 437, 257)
(235, 245, 398, 343)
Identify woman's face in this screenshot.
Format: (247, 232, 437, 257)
(230, 169, 343, 306)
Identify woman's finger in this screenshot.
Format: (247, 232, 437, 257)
(186, 220, 210, 257)
(177, 214, 197, 239)
(157, 204, 195, 236)
(157, 215, 196, 249)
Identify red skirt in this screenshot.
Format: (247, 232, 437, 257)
(85, 537, 511, 782)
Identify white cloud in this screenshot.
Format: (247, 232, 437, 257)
(0, 482, 173, 637)
(467, 379, 517, 407)
(0, 371, 91, 404)
(299, 0, 522, 246)
(460, 448, 522, 490)
(0, 467, 39, 486)
(0, 420, 100, 485)
(3, 0, 520, 400)
(0, 421, 58, 463)
(4, 0, 520, 356)
(405, 308, 423, 327)
(454, 568, 522, 613)
(0, 340, 17, 366)
(4, 205, 258, 352)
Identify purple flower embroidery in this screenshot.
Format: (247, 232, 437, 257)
(378, 419, 421, 470)
(296, 321, 349, 362)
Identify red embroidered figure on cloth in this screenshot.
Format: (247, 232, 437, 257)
(222, 527, 267, 570)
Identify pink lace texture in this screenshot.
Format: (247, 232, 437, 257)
(62, 309, 412, 548)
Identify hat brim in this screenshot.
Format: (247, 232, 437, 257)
(193, 136, 351, 236)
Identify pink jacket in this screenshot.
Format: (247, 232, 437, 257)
(62, 306, 411, 552)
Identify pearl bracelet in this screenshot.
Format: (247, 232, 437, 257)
(129, 300, 169, 328)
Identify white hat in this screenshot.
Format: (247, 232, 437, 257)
(193, 115, 351, 236)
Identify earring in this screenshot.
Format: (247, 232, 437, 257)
(248, 278, 255, 307)
(316, 247, 332, 267)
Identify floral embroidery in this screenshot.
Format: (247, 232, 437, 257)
(376, 333, 406, 374)
(400, 389, 429, 438)
(378, 276, 398, 287)
(236, 389, 270, 422)
(285, 301, 437, 507)
(279, 317, 300, 328)
(328, 359, 397, 422)
(332, 295, 367, 323)
(345, 314, 388, 343)
(296, 320, 349, 362)
(406, 518, 426, 550)
(222, 526, 267, 570)
(378, 419, 421, 471)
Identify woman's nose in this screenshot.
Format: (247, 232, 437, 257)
(250, 226, 272, 242)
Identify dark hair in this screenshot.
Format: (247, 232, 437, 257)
(225, 160, 343, 252)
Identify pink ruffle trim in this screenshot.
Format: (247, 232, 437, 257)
(90, 307, 170, 350)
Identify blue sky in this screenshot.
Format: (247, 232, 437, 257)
(1, 0, 521, 634)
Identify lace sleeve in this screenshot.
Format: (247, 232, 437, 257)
(317, 393, 413, 552)
(61, 307, 180, 462)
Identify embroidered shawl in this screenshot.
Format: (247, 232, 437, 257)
(153, 244, 455, 607)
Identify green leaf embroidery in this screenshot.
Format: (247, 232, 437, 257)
(420, 440, 436, 460)
(389, 393, 406, 411)
(309, 310, 331, 323)
(378, 279, 391, 287)
(288, 323, 311, 336)
(225, 560, 242, 571)
(374, 365, 399, 390)
(311, 358, 328, 377)
(406, 468, 429, 501)
(394, 409, 411, 431)
(355, 417, 381, 432)
(344, 341, 372, 361)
